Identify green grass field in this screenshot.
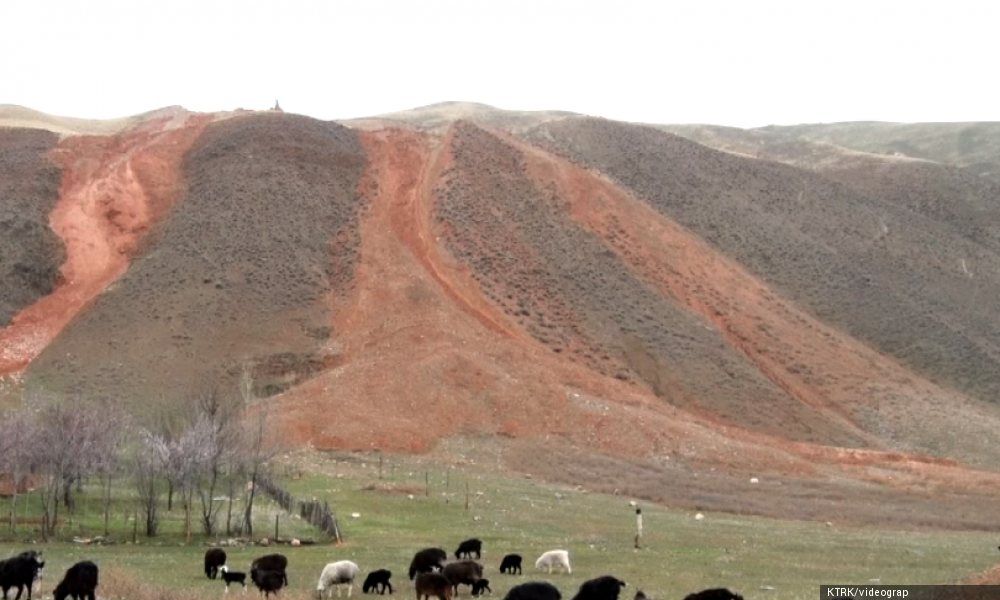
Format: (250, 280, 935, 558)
(1, 450, 996, 600)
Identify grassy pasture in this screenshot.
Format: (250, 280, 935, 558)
(0, 450, 996, 600)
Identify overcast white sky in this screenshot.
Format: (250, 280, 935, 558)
(3, 0, 996, 128)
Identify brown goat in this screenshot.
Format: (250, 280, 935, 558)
(416, 572, 454, 600)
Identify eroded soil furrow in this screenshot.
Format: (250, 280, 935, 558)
(0, 113, 211, 375)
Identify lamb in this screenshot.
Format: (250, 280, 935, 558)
(251, 569, 286, 598)
(633, 592, 648, 600)
(0, 550, 45, 600)
(534, 550, 571, 575)
(442, 560, 483, 596)
(471, 579, 492, 597)
(498, 555, 522, 575)
(317, 560, 360, 598)
(570, 576, 626, 600)
(52, 560, 99, 600)
(408, 548, 447, 580)
(252, 554, 289, 587)
(454, 539, 482, 560)
(681, 590, 743, 600)
(219, 566, 247, 594)
(363, 569, 393, 594)
(415, 572, 453, 600)
(503, 582, 562, 600)
(205, 548, 228, 580)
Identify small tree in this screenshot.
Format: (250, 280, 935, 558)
(0, 408, 38, 532)
(194, 387, 241, 536)
(238, 363, 280, 536)
(133, 429, 168, 536)
(30, 396, 108, 539)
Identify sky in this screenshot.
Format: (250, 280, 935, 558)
(3, 0, 997, 128)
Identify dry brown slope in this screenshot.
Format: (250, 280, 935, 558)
(760, 121, 1000, 179)
(340, 101, 578, 133)
(25, 113, 367, 406)
(526, 117, 1000, 412)
(0, 128, 64, 329)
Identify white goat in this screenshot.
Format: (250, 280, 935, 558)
(534, 550, 571, 574)
(317, 560, 360, 598)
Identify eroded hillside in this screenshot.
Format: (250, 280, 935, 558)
(4, 106, 1000, 528)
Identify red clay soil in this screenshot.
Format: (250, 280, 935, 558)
(0, 112, 212, 375)
(502, 130, 1000, 469)
(264, 123, 1000, 525)
(270, 125, 1000, 490)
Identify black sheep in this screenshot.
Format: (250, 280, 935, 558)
(571, 576, 626, 600)
(682, 590, 743, 600)
(0, 551, 45, 600)
(363, 569, 394, 594)
(251, 568, 286, 598)
(498, 555, 522, 576)
(408, 548, 447, 580)
(251, 554, 289, 587)
(504, 582, 562, 600)
(415, 572, 454, 600)
(442, 560, 483, 595)
(53, 561, 99, 600)
(471, 579, 492, 597)
(454, 539, 482, 560)
(205, 548, 227, 580)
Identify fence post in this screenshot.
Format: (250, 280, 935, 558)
(275, 514, 279, 541)
(634, 508, 643, 549)
(425, 472, 429, 497)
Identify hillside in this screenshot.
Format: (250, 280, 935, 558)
(3, 105, 1000, 528)
(759, 121, 1000, 179)
(339, 101, 578, 133)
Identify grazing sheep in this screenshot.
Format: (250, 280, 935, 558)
(415, 572, 453, 600)
(633, 592, 647, 600)
(53, 560, 99, 600)
(363, 570, 394, 595)
(409, 548, 448, 581)
(571, 576, 626, 600)
(454, 539, 482, 560)
(317, 561, 360, 599)
(442, 560, 483, 596)
(0, 550, 45, 600)
(251, 569, 286, 598)
(219, 566, 247, 594)
(471, 579, 492, 597)
(681, 590, 743, 600)
(252, 554, 289, 587)
(206, 548, 228, 580)
(498, 555, 521, 576)
(503, 582, 562, 600)
(534, 550, 571, 575)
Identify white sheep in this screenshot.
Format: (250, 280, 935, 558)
(534, 549, 571, 574)
(317, 560, 360, 598)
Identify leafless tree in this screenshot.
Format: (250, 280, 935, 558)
(173, 414, 214, 543)
(94, 407, 131, 537)
(0, 407, 38, 532)
(30, 396, 109, 539)
(194, 387, 241, 536)
(237, 363, 281, 536)
(132, 428, 169, 536)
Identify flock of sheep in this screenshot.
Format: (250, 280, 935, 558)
(203, 539, 744, 600)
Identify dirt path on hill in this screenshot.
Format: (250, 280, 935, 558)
(356, 127, 530, 343)
(0, 113, 212, 375)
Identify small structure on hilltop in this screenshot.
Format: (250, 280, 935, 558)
(272, 99, 283, 112)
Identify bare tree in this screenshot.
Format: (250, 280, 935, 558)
(0, 407, 38, 532)
(173, 414, 214, 543)
(238, 363, 280, 536)
(94, 407, 131, 537)
(30, 396, 108, 539)
(194, 387, 241, 536)
(132, 428, 168, 536)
